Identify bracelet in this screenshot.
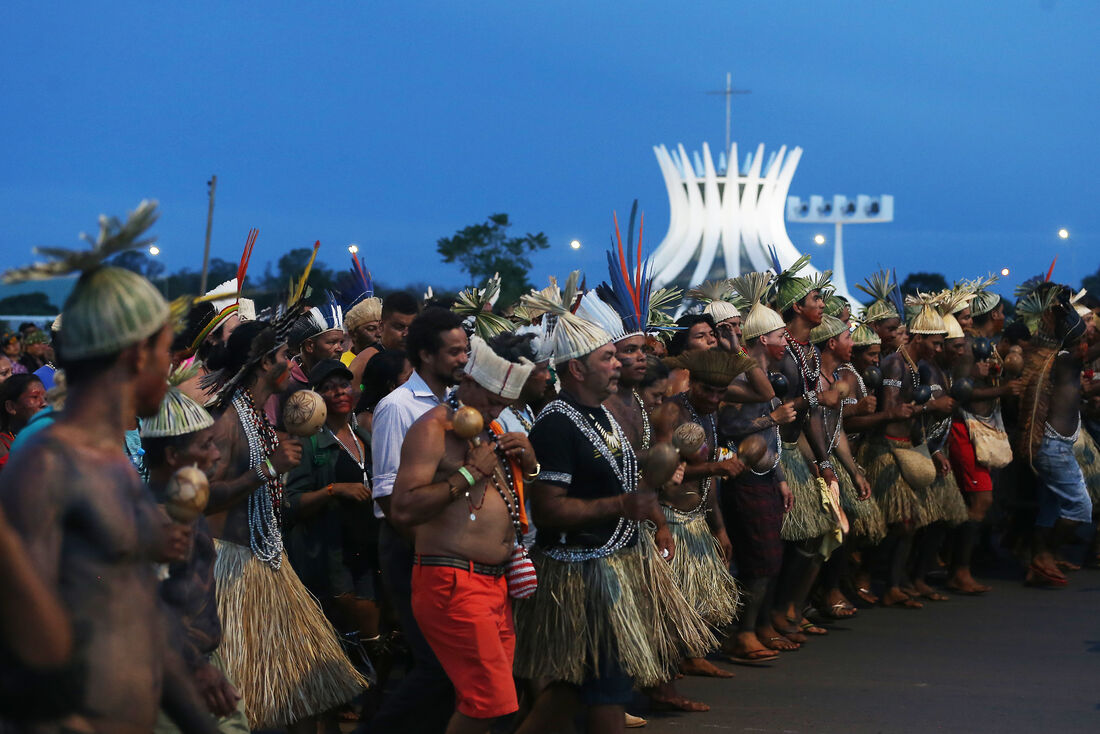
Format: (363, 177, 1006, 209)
(818, 459, 834, 471)
(525, 461, 541, 480)
(806, 390, 819, 408)
(325, 484, 335, 496)
(457, 466, 477, 487)
(254, 465, 270, 484)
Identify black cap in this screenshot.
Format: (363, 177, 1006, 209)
(309, 358, 353, 389)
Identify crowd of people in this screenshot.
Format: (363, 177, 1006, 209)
(0, 198, 1098, 734)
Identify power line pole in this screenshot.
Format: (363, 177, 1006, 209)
(199, 175, 217, 295)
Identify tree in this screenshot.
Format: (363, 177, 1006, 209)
(1082, 263, 1100, 298)
(0, 292, 60, 315)
(899, 272, 948, 297)
(437, 213, 549, 307)
(110, 250, 165, 281)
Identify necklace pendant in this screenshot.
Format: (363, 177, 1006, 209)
(469, 512, 477, 522)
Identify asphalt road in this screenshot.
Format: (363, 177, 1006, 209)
(634, 563, 1099, 734)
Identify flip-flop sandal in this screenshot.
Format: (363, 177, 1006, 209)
(919, 590, 950, 601)
(728, 649, 780, 666)
(1055, 559, 1081, 572)
(766, 636, 800, 651)
(799, 620, 828, 635)
(945, 583, 991, 595)
(1025, 564, 1068, 587)
(822, 602, 857, 619)
(881, 597, 923, 609)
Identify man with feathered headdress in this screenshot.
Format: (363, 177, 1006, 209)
(0, 201, 217, 732)
(513, 289, 714, 734)
(202, 253, 368, 729)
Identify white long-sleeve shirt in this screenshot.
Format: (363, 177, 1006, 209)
(370, 370, 445, 519)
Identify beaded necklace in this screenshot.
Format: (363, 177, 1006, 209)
(535, 398, 639, 562)
(631, 389, 652, 451)
(899, 347, 921, 390)
(232, 389, 283, 569)
(445, 394, 522, 532)
(676, 393, 715, 515)
(784, 328, 821, 392)
(327, 414, 368, 487)
(816, 369, 846, 454)
(505, 405, 534, 433)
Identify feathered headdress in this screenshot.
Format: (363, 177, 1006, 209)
(855, 269, 900, 323)
(728, 271, 786, 341)
(344, 251, 383, 332)
(592, 200, 652, 337)
(520, 284, 611, 365)
(453, 273, 516, 340)
(905, 292, 948, 335)
(2, 200, 170, 360)
(186, 229, 256, 353)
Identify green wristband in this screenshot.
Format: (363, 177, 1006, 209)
(457, 466, 476, 487)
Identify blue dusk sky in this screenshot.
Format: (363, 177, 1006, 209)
(1, 1, 1096, 301)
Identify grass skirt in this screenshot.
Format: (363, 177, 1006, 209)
(858, 436, 928, 528)
(659, 506, 742, 626)
(779, 442, 834, 541)
(513, 534, 717, 688)
(1074, 429, 1100, 505)
(919, 456, 969, 527)
(833, 455, 887, 544)
(214, 540, 368, 729)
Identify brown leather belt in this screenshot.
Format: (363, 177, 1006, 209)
(415, 554, 505, 577)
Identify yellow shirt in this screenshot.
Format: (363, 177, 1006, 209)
(340, 350, 356, 367)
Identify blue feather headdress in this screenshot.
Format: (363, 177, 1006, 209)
(595, 200, 652, 336)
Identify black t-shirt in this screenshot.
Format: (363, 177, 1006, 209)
(528, 393, 636, 550)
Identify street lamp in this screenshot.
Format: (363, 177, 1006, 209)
(1000, 267, 1010, 277)
(813, 233, 826, 246)
(148, 245, 160, 256)
(1057, 228, 1069, 240)
(569, 239, 582, 250)
(348, 243, 359, 254)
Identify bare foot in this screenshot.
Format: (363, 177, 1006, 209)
(645, 683, 710, 712)
(946, 570, 992, 594)
(724, 632, 779, 664)
(756, 624, 799, 650)
(680, 657, 735, 678)
(769, 613, 807, 643)
(881, 586, 923, 609)
(912, 579, 949, 601)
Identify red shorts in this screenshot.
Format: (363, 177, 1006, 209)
(948, 420, 993, 493)
(411, 563, 518, 719)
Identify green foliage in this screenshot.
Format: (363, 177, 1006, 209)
(0, 291, 60, 315)
(899, 271, 948, 296)
(109, 250, 166, 280)
(1082, 264, 1100, 298)
(436, 213, 549, 307)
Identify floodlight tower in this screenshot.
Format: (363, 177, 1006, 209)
(785, 195, 894, 306)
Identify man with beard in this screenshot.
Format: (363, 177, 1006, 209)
(513, 294, 713, 734)
(204, 318, 366, 732)
(363, 307, 469, 733)
(141, 384, 249, 733)
(389, 336, 536, 734)
(0, 201, 214, 733)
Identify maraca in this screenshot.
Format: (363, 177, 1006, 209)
(671, 422, 706, 459)
(451, 405, 484, 440)
(644, 442, 681, 487)
(1003, 351, 1024, 377)
(769, 372, 789, 400)
(283, 390, 327, 436)
(950, 377, 974, 404)
(862, 365, 883, 393)
(164, 465, 210, 524)
(736, 433, 769, 469)
(912, 384, 933, 405)
(972, 337, 993, 361)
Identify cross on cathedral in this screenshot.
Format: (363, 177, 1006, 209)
(706, 72, 751, 159)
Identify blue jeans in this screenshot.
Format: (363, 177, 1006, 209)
(1033, 435, 1092, 527)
